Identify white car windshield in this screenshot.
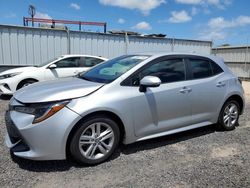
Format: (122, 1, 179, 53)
(79, 55, 149, 83)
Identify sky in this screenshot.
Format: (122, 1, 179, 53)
(1, 0, 250, 46)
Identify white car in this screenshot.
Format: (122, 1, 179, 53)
(0, 54, 107, 95)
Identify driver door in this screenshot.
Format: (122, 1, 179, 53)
(45, 57, 80, 80)
(122, 57, 192, 137)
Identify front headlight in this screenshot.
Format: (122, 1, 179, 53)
(13, 100, 70, 124)
(0, 72, 22, 80)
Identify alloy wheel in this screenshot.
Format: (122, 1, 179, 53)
(223, 103, 239, 127)
(78, 122, 114, 160)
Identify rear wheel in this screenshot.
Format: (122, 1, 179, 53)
(70, 116, 120, 165)
(217, 100, 240, 131)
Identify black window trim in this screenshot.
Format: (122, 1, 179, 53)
(121, 55, 188, 87)
(79, 56, 102, 67)
(185, 56, 224, 80)
(210, 59, 224, 76)
(54, 57, 80, 68)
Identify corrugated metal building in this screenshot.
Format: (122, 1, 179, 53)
(212, 46, 250, 79)
(0, 24, 212, 66)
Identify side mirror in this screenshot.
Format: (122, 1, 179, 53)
(139, 76, 161, 92)
(48, 64, 57, 69)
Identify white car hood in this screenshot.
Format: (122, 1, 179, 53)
(0, 67, 38, 75)
(14, 77, 104, 103)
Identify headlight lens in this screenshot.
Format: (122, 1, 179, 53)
(0, 72, 22, 80)
(13, 100, 70, 124)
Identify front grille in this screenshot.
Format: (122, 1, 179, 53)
(5, 111, 22, 143)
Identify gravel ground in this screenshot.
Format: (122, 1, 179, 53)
(0, 93, 249, 188)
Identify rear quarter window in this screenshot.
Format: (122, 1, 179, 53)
(211, 61, 224, 75)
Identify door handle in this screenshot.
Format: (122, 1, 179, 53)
(216, 82, 226, 87)
(179, 87, 192, 93)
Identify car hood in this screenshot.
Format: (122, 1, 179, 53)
(14, 77, 104, 103)
(0, 67, 38, 75)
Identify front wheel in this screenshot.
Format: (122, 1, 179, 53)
(217, 100, 240, 131)
(17, 80, 36, 90)
(70, 116, 120, 165)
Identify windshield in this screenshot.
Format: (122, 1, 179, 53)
(36, 57, 61, 67)
(79, 55, 149, 83)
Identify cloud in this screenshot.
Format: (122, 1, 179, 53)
(99, 0, 165, 15)
(191, 7, 198, 15)
(168, 10, 192, 23)
(175, 0, 203, 4)
(132, 21, 152, 30)
(199, 15, 250, 41)
(118, 18, 125, 24)
(4, 13, 16, 18)
(70, 3, 81, 10)
(208, 16, 250, 29)
(175, 0, 232, 9)
(199, 30, 226, 40)
(34, 11, 52, 19)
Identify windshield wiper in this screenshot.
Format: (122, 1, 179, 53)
(79, 76, 92, 82)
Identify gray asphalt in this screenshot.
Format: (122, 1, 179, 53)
(0, 95, 249, 188)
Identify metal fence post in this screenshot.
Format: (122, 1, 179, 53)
(66, 29, 71, 54)
(210, 40, 213, 55)
(23, 17, 26, 26)
(104, 23, 107, 33)
(171, 37, 175, 52)
(125, 32, 129, 55)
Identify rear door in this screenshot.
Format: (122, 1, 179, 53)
(185, 57, 226, 124)
(77, 57, 105, 74)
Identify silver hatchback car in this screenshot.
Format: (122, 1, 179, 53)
(5, 53, 244, 165)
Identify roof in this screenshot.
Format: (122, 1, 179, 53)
(61, 54, 108, 60)
(128, 52, 224, 66)
(131, 52, 215, 58)
(212, 45, 250, 50)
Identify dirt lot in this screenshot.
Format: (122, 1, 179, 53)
(0, 83, 249, 188)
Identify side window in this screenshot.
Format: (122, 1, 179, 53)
(130, 58, 186, 86)
(211, 61, 223, 75)
(55, 57, 80, 68)
(79, 57, 104, 67)
(189, 59, 212, 79)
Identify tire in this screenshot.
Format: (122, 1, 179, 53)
(70, 115, 120, 165)
(217, 100, 240, 131)
(17, 80, 36, 90)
